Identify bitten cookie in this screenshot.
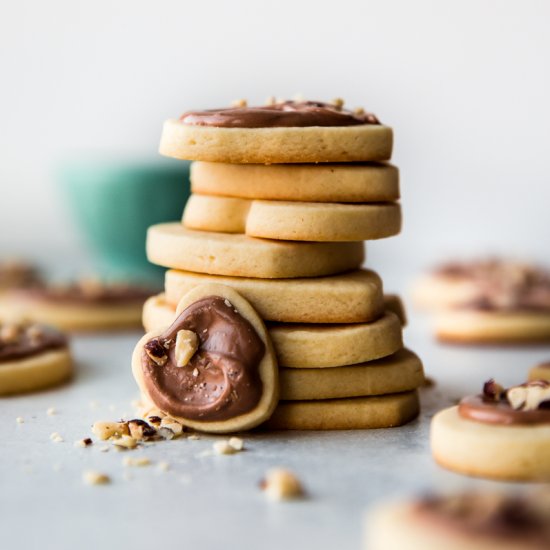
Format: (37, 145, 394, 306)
(0, 279, 153, 331)
(190, 161, 400, 203)
(279, 349, 424, 400)
(132, 284, 278, 433)
(165, 269, 384, 324)
(431, 379, 550, 480)
(266, 390, 419, 430)
(0, 320, 72, 395)
(159, 99, 392, 163)
(143, 294, 403, 368)
(366, 492, 550, 550)
(183, 195, 402, 242)
(147, 223, 364, 278)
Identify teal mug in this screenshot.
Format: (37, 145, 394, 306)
(58, 157, 190, 285)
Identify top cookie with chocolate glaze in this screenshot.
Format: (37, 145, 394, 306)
(159, 98, 393, 164)
(132, 284, 278, 433)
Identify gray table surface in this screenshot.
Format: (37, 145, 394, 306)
(1, 313, 549, 550)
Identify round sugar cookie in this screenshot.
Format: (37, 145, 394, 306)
(266, 390, 419, 430)
(190, 161, 400, 203)
(159, 100, 392, 163)
(0, 321, 72, 395)
(431, 406, 550, 481)
(279, 349, 424, 400)
(133, 284, 278, 433)
(165, 269, 384, 324)
(435, 310, 550, 344)
(366, 494, 550, 550)
(147, 223, 364, 278)
(183, 195, 402, 242)
(143, 295, 403, 368)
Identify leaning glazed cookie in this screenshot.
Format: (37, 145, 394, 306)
(132, 284, 278, 433)
(183, 195, 402, 242)
(0, 320, 72, 395)
(431, 379, 550, 480)
(366, 491, 550, 550)
(159, 99, 393, 163)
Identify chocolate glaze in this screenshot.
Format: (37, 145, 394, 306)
(459, 395, 550, 425)
(0, 323, 67, 363)
(180, 100, 380, 128)
(414, 493, 550, 546)
(142, 296, 265, 422)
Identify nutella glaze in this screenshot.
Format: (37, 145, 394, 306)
(180, 100, 380, 128)
(414, 492, 550, 546)
(142, 296, 265, 422)
(459, 380, 550, 425)
(0, 322, 67, 363)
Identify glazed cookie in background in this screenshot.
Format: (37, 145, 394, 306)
(431, 379, 550, 480)
(0, 278, 155, 331)
(133, 284, 278, 433)
(165, 269, 385, 324)
(267, 390, 419, 430)
(183, 195, 401, 242)
(147, 223, 364, 278)
(0, 259, 41, 291)
(0, 320, 72, 395)
(190, 161, 400, 203)
(159, 99, 393, 164)
(145, 294, 404, 368)
(279, 349, 424, 401)
(366, 491, 550, 550)
(529, 360, 550, 382)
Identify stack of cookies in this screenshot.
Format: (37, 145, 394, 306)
(140, 99, 424, 430)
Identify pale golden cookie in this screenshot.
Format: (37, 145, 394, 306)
(183, 194, 402, 242)
(431, 406, 550, 481)
(279, 349, 424, 400)
(528, 361, 550, 382)
(165, 269, 384, 324)
(266, 390, 419, 430)
(190, 161, 400, 203)
(133, 284, 278, 433)
(383, 294, 407, 326)
(143, 294, 403, 368)
(147, 223, 364, 278)
(435, 310, 550, 344)
(160, 119, 393, 164)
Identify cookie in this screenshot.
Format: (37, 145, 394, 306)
(279, 349, 424, 400)
(165, 269, 384, 324)
(183, 195, 402, 242)
(0, 279, 152, 331)
(382, 293, 407, 326)
(529, 361, 550, 382)
(147, 223, 364, 278)
(435, 310, 550, 344)
(159, 100, 392, 164)
(190, 161, 399, 203)
(431, 380, 550, 480)
(0, 259, 41, 291)
(143, 294, 404, 368)
(366, 492, 550, 550)
(132, 284, 278, 433)
(0, 320, 72, 395)
(266, 390, 419, 430)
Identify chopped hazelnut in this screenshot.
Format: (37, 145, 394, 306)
(122, 456, 151, 467)
(158, 427, 175, 440)
(47, 407, 57, 416)
(260, 468, 304, 501)
(174, 329, 199, 367)
(91, 421, 129, 440)
(507, 381, 550, 411)
(127, 419, 156, 440)
(144, 339, 168, 366)
(83, 470, 110, 485)
(50, 432, 64, 443)
(0, 324, 20, 344)
(330, 98, 344, 110)
(231, 99, 247, 108)
(354, 107, 365, 115)
(213, 440, 238, 455)
(111, 435, 137, 450)
(228, 437, 244, 451)
(74, 437, 93, 448)
(483, 379, 505, 401)
(160, 417, 184, 436)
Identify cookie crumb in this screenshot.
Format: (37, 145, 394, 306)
(99, 445, 110, 453)
(111, 435, 137, 450)
(74, 438, 93, 448)
(260, 468, 304, 501)
(188, 433, 200, 440)
(92, 421, 129, 440)
(83, 470, 110, 486)
(122, 456, 151, 467)
(16, 417, 24, 424)
(330, 97, 344, 109)
(213, 440, 240, 455)
(228, 437, 244, 451)
(46, 407, 57, 416)
(158, 461, 170, 472)
(231, 98, 247, 108)
(50, 432, 64, 443)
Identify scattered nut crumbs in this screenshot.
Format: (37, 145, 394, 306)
(122, 456, 151, 467)
(99, 446, 110, 453)
(83, 470, 110, 486)
(260, 468, 304, 501)
(231, 98, 247, 107)
(46, 407, 56, 416)
(50, 432, 64, 443)
(229, 437, 244, 451)
(111, 435, 137, 450)
(213, 438, 245, 455)
(16, 417, 24, 424)
(187, 434, 200, 440)
(157, 461, 170, 472)
(74, 438, 93, 448)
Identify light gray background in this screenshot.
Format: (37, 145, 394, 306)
(1, 0, 549, 292)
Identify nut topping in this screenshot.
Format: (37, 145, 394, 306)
(174, 329, 199, 367)
(507, 381, 550, 411)
(144, 339, 168, 366)
(482, 379, 505, 401)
